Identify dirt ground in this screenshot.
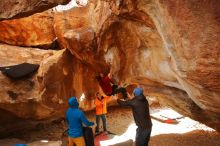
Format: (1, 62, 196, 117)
(0, 106, 220, 146)
(88, 107, 220, 146)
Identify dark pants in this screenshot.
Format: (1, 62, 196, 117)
(135, 127, 152, 146)
(111, 85, 128, 99)
(95, 114, 107, 132)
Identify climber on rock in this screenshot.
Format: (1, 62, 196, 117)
(95, 68, 128, 99)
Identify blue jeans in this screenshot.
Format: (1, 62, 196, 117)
(95, 114, 107, 132)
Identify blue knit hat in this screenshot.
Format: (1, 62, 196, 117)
(68, 97, 79, 107)
(133, 87, 143, 96)
(13, 144, 26, 146)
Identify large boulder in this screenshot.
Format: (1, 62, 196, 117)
(95, 0, 220, 130)
(136, 0, 220, 130)
(0, 0, 70, 20)
(0, 11, 56, 47)
(0, 43, 100, 119)
(0, 43, 100, 136)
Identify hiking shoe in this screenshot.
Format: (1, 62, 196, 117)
(95, 131, 102, 137)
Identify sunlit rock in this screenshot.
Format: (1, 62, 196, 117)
(0, 0, 219, 132)
(0, 43, 103, 135)
(0, 0, 70, 20)
(0, 11, 56, 48)
(0, 44, 56, 119)
(96, 0, 220, 130)
(0, 43, 100, 120)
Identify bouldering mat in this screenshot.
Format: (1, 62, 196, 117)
(0, 63, 39, 79)
(94, 132, 110, 146)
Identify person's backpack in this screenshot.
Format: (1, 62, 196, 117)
(83, 126, 94, 146)
(0, 63, 39, 79)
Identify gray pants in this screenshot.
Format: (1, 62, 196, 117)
(95, 114, 107, 132)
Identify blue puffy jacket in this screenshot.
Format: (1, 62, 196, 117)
(66, 97, 94, 138)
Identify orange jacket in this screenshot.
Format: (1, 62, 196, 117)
(95, 96, 111, 115)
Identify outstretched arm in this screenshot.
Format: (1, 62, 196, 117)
(108, 68, 113, 79)
(108, 68, 117, 85)
(80, 111, 94, 126)
(117, 99, 132, 107)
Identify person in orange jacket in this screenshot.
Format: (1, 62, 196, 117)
(94, 92, 111, 134)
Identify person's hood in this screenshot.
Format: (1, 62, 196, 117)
(133, 87, 143, 96)
(133, 87, 146, 101)
(68, 97, 79, 108)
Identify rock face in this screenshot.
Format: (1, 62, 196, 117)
(0, 43, 101, 117)
(0, 44, 56, 119)
(0, 0, 70, 20)
(0, 0, 219, 134)
(0, 11, 56, 47)
(0, 43, 99, 136)
(136, 0, 220, 130)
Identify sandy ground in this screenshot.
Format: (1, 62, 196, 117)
(89, 107, 220, 146)
(0, 106, 220, 146)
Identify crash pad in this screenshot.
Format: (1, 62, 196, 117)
(94, 132, 109, 146)
(0, 63, 39, 79)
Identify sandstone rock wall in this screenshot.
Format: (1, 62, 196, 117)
(0, 44, 56, 119)
(0, 0, 219, 132)
(0, 11, 55, 47)
(0, 43, 100, 120)
(94, 0, 220, 130)
(0, 0, 70, 20)
(140, 0, 220, 113)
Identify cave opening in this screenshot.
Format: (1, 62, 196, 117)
(0, 0, 220, 146)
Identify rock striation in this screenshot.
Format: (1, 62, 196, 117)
(0, 0, 70, 20)
(0, 0, 219, 133)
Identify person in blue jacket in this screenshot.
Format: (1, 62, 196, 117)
(66, 97, 94, 146)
